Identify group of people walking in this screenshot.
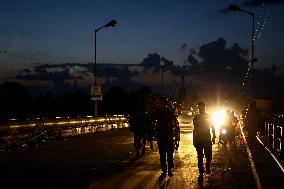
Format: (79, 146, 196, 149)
(129, 98, 255, 179)
(129, 97, 180, 178)
(129, 97, 217, 179)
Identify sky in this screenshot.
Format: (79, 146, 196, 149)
(0, 0, 284, 98)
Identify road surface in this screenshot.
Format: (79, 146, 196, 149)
(85, 130, 256, 189)
(2, 127, 282, 188)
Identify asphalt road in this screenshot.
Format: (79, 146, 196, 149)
(85, 130, 256, 189)
(0, 128, 136, 189)
(0, 127, 259, 189)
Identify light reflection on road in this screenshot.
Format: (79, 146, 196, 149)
(85, 127, 256, 189)
(85, 132, 203, 189)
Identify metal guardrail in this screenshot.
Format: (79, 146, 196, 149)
(0, 115, 129, 149)
(260, 118, 284, 162)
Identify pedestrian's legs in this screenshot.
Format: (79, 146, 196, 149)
(204, 143, 212, 174)
(142, 135, 146, 154)
(149, 140, 153, 150)
(134, 134, 140, 156)
(167, 152, 174, 169)
(159, 150, 167, 174)
(167, 152, 174, 177)
(147, 131, 154, 150)
(195, 144, 204, 175)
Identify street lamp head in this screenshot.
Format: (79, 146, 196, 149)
(104, 19, 117, 28)
(228, 4, 241, 12)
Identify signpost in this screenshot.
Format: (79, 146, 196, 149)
(91, 85, 102, 101)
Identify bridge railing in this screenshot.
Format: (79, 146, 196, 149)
(0, 115, 129, 150)
(259, 118, 284, 162)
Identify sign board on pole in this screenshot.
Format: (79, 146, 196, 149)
(91, 85, 102, 100)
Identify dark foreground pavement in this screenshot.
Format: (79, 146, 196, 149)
(0, 127, 283, 189)
(0, 128, 137, 189)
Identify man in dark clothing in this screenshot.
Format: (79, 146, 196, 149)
(193, 101, 216, 178)
(152, 99, 179, 178)
(246, 101, 261, 144)
(129, 112, 147, 157)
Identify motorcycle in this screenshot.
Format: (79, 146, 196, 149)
(219, 127, 234, 145)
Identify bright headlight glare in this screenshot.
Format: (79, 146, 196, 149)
(211, 109, 226, 130)
(221, 128, 227, 134)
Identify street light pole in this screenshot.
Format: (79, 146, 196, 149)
(229, 4, 256, 103)
(93, 19, 117, 116)
(95, 30, 97, 85)
(161, 65, 164, 85)
(251, 13, 255, 103)
(161, 61, 173, 85)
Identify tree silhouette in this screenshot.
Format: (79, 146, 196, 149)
(101, 86, 130, 115)
(0, 82, 33, 120)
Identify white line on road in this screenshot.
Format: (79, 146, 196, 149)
(256, 136, 284, 174)
(239, 124, 263, 189)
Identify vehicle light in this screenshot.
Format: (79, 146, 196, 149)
(211, 109, 226, 130)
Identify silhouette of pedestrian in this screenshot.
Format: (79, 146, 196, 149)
(129, 108, 147, 157)
(129, 114, 146, 157)
(193, 101, 216, 178)
(152, 98, 178, 178)
(246, 101, 260, 144)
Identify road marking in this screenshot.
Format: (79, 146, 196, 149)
(239, 124, 263, 189)
(256, 136, 284, 174)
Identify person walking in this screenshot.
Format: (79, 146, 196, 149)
(193, 101, 216, 178)
(129, 111, 147, 157)
(152, 98, 179, 178)
(128, 96, 148, 157)
(246, 101, 261, 144)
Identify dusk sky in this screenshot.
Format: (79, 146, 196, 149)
(0, 0, 284, 96)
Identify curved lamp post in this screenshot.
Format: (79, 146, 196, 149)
(93, 19, 117, 116)
(229, 4, 256, 103)
(94, 19, 117, 85)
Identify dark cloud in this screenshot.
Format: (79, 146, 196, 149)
(104, 77, 144, 94)
(167, 65, 187, 75)
(15, 68, 82, 95)
(139, 53, 175, 74)
(187, 54, 199, 70)
(98, 64, 140, 78)
(16, 69, 81, 81)
(34, 63, 88, 69)
(17, 39, 249, 82)
(137, 39, 249, 79)
(161, 57, 173, 67)
(12, 38, 253, 99)
(140, 53, 162, 73)
(18, 63, 139, 81)
(197, 38, 248, 74)
(15, 62, 141, 95)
